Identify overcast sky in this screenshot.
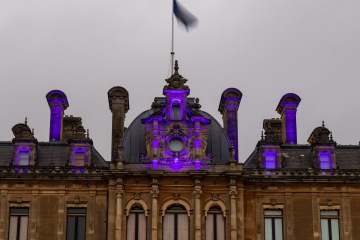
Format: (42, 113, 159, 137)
(1, 0, 359, 163)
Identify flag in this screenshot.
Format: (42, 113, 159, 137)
(173, 0, 198, 31)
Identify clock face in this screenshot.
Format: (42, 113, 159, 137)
(169, 137, 184, 152)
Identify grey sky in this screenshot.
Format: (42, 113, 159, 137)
(1, 0, 359, 162)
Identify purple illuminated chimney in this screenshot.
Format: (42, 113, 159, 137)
(46, 90, 69, 142)
(276, 93, 301, 144)
(218, 88, 242, 161)
(108, 87, 129, 163)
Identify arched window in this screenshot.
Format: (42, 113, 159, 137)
(127, 205, 146, 240)
(163, 205, 189, 240)
(171, 101, 181, 120)
(206, 206, 225, 240)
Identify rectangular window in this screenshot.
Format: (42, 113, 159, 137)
(319, 151, 331, 169)
(9, 207, 29, 240)
(264, 210, 283, 240)
(206, 207, 225, 240)
(19, 151, 29, 166)
(264, 150, 276, 169)
(321, 210, 340, 240)
(67, 208, 86, 240)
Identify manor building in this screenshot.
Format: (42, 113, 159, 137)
(0, 62, 359, 240)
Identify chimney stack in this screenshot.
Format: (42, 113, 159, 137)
(46, 90, 69, 142)
(108, 87, 129, 163)
(276, 93, 301, 144)
(218, 88, 242, 161)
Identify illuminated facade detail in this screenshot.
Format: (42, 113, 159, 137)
(319, 151, 331, 169)
(218, 88, 242, 161)
(264, 149, 277, 169)
(141, 61, 212, 170)
(46, 90, 69, 142)
(12, 123, 37, 166)
(276, 93, 301, 144)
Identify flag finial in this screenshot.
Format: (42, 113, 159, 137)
(174, 60, 179, 74)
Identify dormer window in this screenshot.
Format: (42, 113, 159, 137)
(264, 149, 277, 169)
(319, 151, 331, 169)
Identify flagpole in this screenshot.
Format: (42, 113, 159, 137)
(171, 0, 175, 75)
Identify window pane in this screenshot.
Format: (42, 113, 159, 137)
(9, 216, 18, 240)
(274, 218, 283, 240)
(205, 214, 214, 240)
(19, 151, 29, 165)
(19, 216, 29, 240)
(331, 219, 340, 240)
(163, 214, 175, 240)
(216, 214, 225, 240)
(67, 216, 76, 240)
(138, 213, 147, 240)
(321, 219, 329, 240)
(127, 213, 135, 240)
(319, 152, 331, 169)
(171, 102, 181, 120)
(77, 216, 86, 240)
(264, 210, 282, 216)
(177, 214, 189, 240)
(74, 152, 85, 166)
(264, 218, 272, 240)
(320, 210, 338, 216)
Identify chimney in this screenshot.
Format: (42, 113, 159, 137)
(276, 93, 301, 144)
(108, 87, 129, 163)
(218, 88, 242, 161)
(46, 90, 69, 142)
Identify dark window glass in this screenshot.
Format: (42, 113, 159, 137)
(127, 205, 146, 240)
(163, 205, 189, 240)
(67, 208, 86, 240)
(206, 206, 225, 240)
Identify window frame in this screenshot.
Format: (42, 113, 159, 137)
(163, 205, 189, 240)
(320, 210, 340, 240)
(8, 207, 29, 240)
(206, 206, 226, 240)
(264, 209, 283, 240)
(127, 205, 147, 240)
(66, 208, 87, 240)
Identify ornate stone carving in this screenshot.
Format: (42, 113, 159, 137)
(228, 190, 237, 197)
(151, 189, 159, 198)
(172, 192, 180, 200)
(257, 224, 261, 234)
(134, 192, 141, 200)
(116, 190, 124, 198)
(193, 189, 202, 199)
(212, 193, 219, 201)
(16, 195, 22, 203)
(74, 195, 80, 204)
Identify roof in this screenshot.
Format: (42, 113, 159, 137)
(244, 144, 360, 169)
(0, 141, 108, 167)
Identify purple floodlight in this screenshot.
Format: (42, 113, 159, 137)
(319, 151, 331, 169)
(264, 149, 277, 169)
(46, 90, 69, 142)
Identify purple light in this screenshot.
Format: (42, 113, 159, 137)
(264, 149, 276, 169)
(152, 159, 159, 169)
(193, 139, 201, 148)
(284, 109, 297, 143)
(49, 106, 62, 141)
(194, 160, 201, 170)
(319, 151, 331, 169)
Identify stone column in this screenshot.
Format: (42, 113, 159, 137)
(237, 185, 244, 240)
(107, 180, 116, 240)
(341, 193, 351, 240)
(115, 185, 124, 240)
(285, 193, 293, 239)
(194, 182, 202, 240)
(56, 190, 65, 240)
(0, 190, 8, 239)
(151, 179, 159, 240)
(229, 179, 238, 240)
(311, 193, 320, 240)
(108, 87, 129, 163)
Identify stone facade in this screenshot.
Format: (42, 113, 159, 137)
(1, 62, 360, 240)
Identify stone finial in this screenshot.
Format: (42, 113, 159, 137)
(164, 60, 189, 91)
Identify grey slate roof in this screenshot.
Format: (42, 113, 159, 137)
(0, 141, 108, 167)
(244, 144, 360, 169)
